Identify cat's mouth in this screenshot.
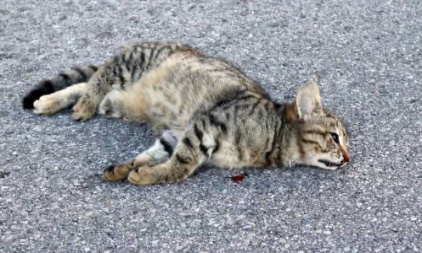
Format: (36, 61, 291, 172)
(318, 159, 343, 168)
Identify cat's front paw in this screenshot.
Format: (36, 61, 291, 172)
(128, 166, 157, 186)
(103, 163, 133, 182)
(104, 155, 158, 183)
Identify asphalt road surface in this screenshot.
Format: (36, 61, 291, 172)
(0, 0, 421, 252)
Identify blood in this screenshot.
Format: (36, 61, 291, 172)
(343, 154, 350, 163)
(230, 173, 248, 182)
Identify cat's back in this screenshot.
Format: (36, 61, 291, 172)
(133, 50, 268, 133)
(150, 50, 267, 96)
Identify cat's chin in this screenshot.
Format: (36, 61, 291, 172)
(295, 162, 346, 171)
(318, 159, 344, 168)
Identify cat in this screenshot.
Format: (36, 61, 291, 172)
(22, 42, 350, 185)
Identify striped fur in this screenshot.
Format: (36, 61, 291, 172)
(23, 42, 350, 185)
(22, 65, 98, 109)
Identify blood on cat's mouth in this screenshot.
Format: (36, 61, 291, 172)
(318, 159, 343, 167)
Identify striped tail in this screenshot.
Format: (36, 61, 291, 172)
(22, 65, 99, 109)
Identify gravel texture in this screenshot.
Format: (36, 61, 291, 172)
(1, 0, 421, 252)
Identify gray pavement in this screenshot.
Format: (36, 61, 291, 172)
(1, 0, 421, 252)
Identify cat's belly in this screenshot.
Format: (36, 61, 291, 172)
(138, 69, 239, 133)
(127, 50, 253, 134)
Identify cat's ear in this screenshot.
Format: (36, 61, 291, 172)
(295, 81, 323, 119)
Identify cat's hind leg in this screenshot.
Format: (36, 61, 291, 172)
(71, 77, 107, 121)
(33, 82, 88, 115)
(98, 88, 147, 122)
(103, 131, 177, 182)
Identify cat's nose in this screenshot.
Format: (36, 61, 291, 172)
(342, 152, 350, 163)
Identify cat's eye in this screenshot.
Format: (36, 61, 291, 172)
(330, 132, 339, 144)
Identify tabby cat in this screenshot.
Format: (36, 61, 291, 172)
(23, 42, 350, 185)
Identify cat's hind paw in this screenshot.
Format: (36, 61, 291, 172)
(72, 97, 97, 121)
(33, 94, 66, 115)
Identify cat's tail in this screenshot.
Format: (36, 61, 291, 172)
(22, 65, 99, 109)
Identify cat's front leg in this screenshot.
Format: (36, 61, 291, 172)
(103, 154, 155, 182)
(128, 135, 205, 185)
(103, 131, 178, 182)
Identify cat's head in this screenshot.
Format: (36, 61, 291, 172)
(284, 81, 350, 170)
